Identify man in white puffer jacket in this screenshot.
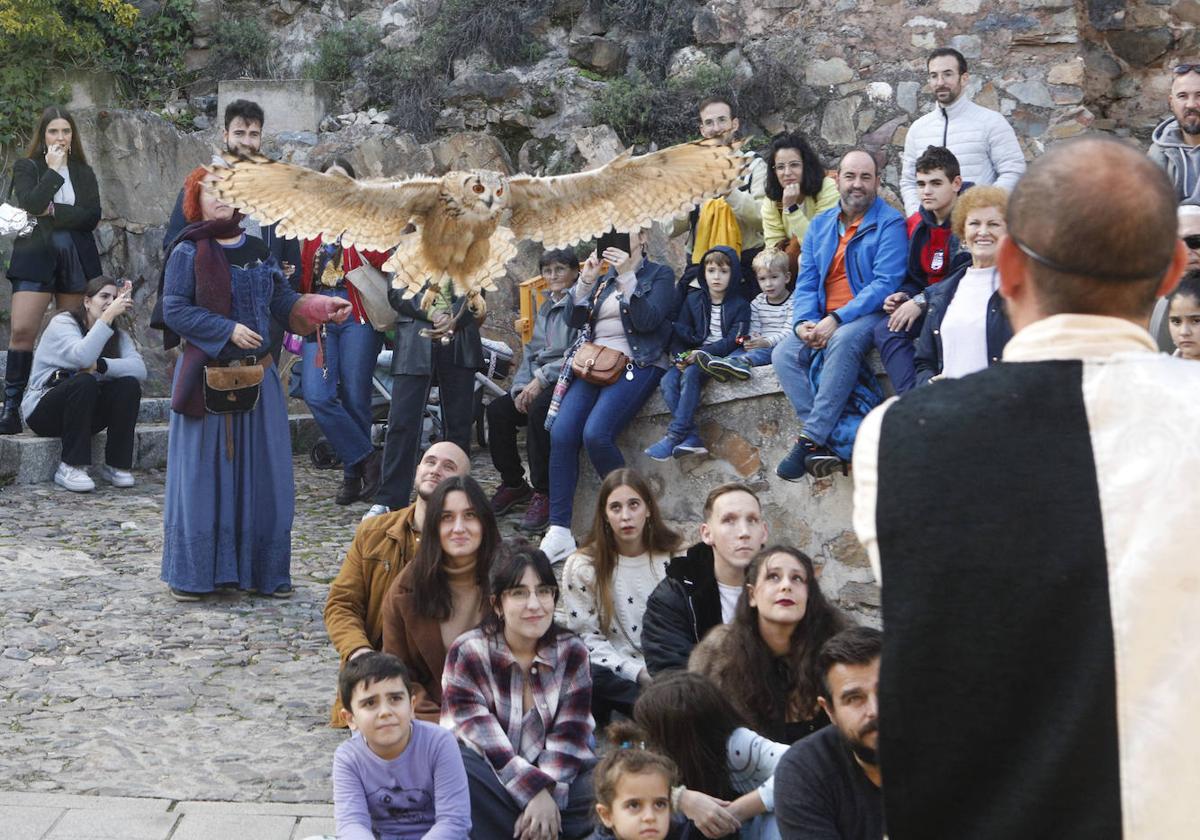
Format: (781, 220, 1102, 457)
(900, 48, 1026, 215)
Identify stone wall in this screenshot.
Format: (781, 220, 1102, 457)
(570, 368, 881, 626)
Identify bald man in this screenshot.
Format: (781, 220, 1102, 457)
(854, 137, 1200, 839)
(772, 149, 907, 480)
(323, 440, 469, 725)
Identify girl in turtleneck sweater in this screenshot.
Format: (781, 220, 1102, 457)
(382, 475, 501, 721)
(556, 468, 681, 728)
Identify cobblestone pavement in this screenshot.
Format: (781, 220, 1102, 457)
(0, 451, 515, 804)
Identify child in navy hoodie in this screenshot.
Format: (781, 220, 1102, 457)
(645, 246, 750, 460)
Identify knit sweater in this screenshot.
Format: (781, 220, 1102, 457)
(23, 312, 147, 419)
(555, 550, 669, 683)
(441, 554, 482, 651)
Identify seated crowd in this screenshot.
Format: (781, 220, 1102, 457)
(4, 43, 1198, 840)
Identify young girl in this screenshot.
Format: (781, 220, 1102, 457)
(634, 671, 788, 840)
(589, 723, 678, 840)
(556, 468, 681, 726)
(689, 545, 849, 744)
(1168, 272, 1200, 360)
(442, 545, 596, 840)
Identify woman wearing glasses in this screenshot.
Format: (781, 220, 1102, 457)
(442, 546, 597, 840)
(556, 468, 680, 728)
(381, 475, 500, 722)
(760, 132, 840, 253)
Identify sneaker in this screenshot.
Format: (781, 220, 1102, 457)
(169, 587, 204, 602)
(54, 462, 95, 493)
(98, 464, 135, 488)
(672, 434, 708, 457)
(644, 435, 679, 461)
(490, 482, 532, 515)
(519, 492, 550, 532)
(690, 350, 728, 383)
(362, 504, 391, 522)
(777, 435, 822, 482)
(539, 525, 577, 564)
(805, 448, 847, 479)
(702, 355, 752, 382)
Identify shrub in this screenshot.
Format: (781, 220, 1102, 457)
(593, 64, 735, 148)
(209, 18, 276, 79)
(302, 20, 376, 83)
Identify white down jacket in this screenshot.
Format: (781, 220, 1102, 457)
(900, 95, 1026, 215)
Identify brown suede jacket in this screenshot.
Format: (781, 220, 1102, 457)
(323, 504, 420, 726)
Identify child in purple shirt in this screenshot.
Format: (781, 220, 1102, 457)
(330, 652, 471, 839)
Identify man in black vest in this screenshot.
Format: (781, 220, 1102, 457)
(853, 136, 1199, 839)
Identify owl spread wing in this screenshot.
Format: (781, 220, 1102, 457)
(206, 153, 442, 251)
(505, 138, 748, 248)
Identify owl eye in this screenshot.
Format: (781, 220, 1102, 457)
(472, 184, 485, 194)
(495, 187, 504, 196)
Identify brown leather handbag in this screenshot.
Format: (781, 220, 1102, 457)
(571, 342, 629, 386)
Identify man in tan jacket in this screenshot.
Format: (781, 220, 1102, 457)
(323, 440, 469, 725)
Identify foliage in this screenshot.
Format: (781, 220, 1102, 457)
(302, 20, 377, 83)
(593, 64, 736, 148)
(210, 18, 276, 79)
(601, 0, 695, 82)
(94, 0, 195, 107)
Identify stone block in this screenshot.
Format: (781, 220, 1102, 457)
(1048, 59, 1085, 86)
(1106, 28, 1174, 67)
(45, 807, 179, 839)
(568, 36, 628, 76)
(821, 96, 861, 145)
(805, 57, 854, 86)
(1175, 0, 1200, 26)
(218, 80, 336, 135)
(0, 805, 63, 840)
(170, 812, 296, 840)
(296, 815, 338, 836)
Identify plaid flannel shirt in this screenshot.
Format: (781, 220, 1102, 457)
(441, 628, 595, 808)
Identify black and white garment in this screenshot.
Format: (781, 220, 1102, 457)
(852, 314, 1200, 840)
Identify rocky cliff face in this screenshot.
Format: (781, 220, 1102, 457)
(3, 0, 1195, 393)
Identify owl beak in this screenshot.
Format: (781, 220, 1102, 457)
(483, 194, 494, 208)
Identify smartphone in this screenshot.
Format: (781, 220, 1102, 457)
(596, 230, 631, 256)
(120, 280, 133, 299)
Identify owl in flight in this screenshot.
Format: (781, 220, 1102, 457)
(206, 138, 747, 302)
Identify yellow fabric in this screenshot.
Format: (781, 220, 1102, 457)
(691, 198, 742, 264)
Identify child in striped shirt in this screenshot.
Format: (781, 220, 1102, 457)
(694, 248, 794, 381)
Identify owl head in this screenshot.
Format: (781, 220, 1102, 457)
(440, 170, 509, 221)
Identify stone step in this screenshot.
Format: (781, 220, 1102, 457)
(0, 413, 320, 484)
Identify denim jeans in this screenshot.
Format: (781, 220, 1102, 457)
(548, 364, 663, 527)
(873, 312, 925, 395)
(771, 312, 885, 446)
(300, 288, 383, 477)
(730, 345, 775, 366)
(660, 362, 709, 439)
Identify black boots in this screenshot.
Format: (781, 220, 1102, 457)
(0, 349, 33, 435)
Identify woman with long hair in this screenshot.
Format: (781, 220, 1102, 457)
(2, 107, 103, 435)
(634, 671, 789, 840)
(23, 275, 146, 492)
(159, 167, 351, 602)
(295, 157, 388, 506)
(443, 546, 597, 840)
(689, 545, 850, 744)
(556, 468, 680, 725)
(382, 474, 500, 722)
(760, 132, 839, 252)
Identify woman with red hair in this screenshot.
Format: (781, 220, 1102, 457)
(159, 166, 351, 602)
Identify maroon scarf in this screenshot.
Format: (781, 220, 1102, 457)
(168, 215, 247, 417)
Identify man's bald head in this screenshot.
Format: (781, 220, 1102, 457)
(414, 441, 470, 502)
(1002, 136, 1182, 321)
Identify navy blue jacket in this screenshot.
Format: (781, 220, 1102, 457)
(903, 193, 972, 297)
(670, 245, 751, 356)
(913, 263, 1013, 386)
(570, 257, 675, 367)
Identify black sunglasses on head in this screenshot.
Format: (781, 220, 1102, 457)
(1175, 64, 1200, 75)
(1184, 234, 1200, 250)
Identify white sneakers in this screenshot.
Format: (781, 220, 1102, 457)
(99, 464, 136, 488)
(54, 463, 95, 493)
(54, 463, 136, 492)
(362, 504, 392, 522)
(539, 525, 577, 564)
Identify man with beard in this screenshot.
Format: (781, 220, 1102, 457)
(1150, 64, 1200, 203)
(775, 627, 884, 840)
(322, 440, 469, 726)
(899, 48, 1025, 215)
(772, 150, 906, 479)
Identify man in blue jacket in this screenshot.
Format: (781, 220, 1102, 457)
(771, 149, 907, 479)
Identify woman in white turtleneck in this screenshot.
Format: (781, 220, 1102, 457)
(556, 467, 681, 727)
(914, 185, 1015, 386)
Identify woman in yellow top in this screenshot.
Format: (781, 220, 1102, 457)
(760, 132, 840, 251)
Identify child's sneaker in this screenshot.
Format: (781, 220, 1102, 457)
(644, 436, 679, 461)
(672, 434, 708, 457)
(691, 350, 729, 382)
(704, 355, 752, 381)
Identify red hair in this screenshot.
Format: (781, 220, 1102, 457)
(181, 166, 211, 223)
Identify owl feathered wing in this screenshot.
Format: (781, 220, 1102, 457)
(505, 137, 748, 248)
(206, 153, 441, 252)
